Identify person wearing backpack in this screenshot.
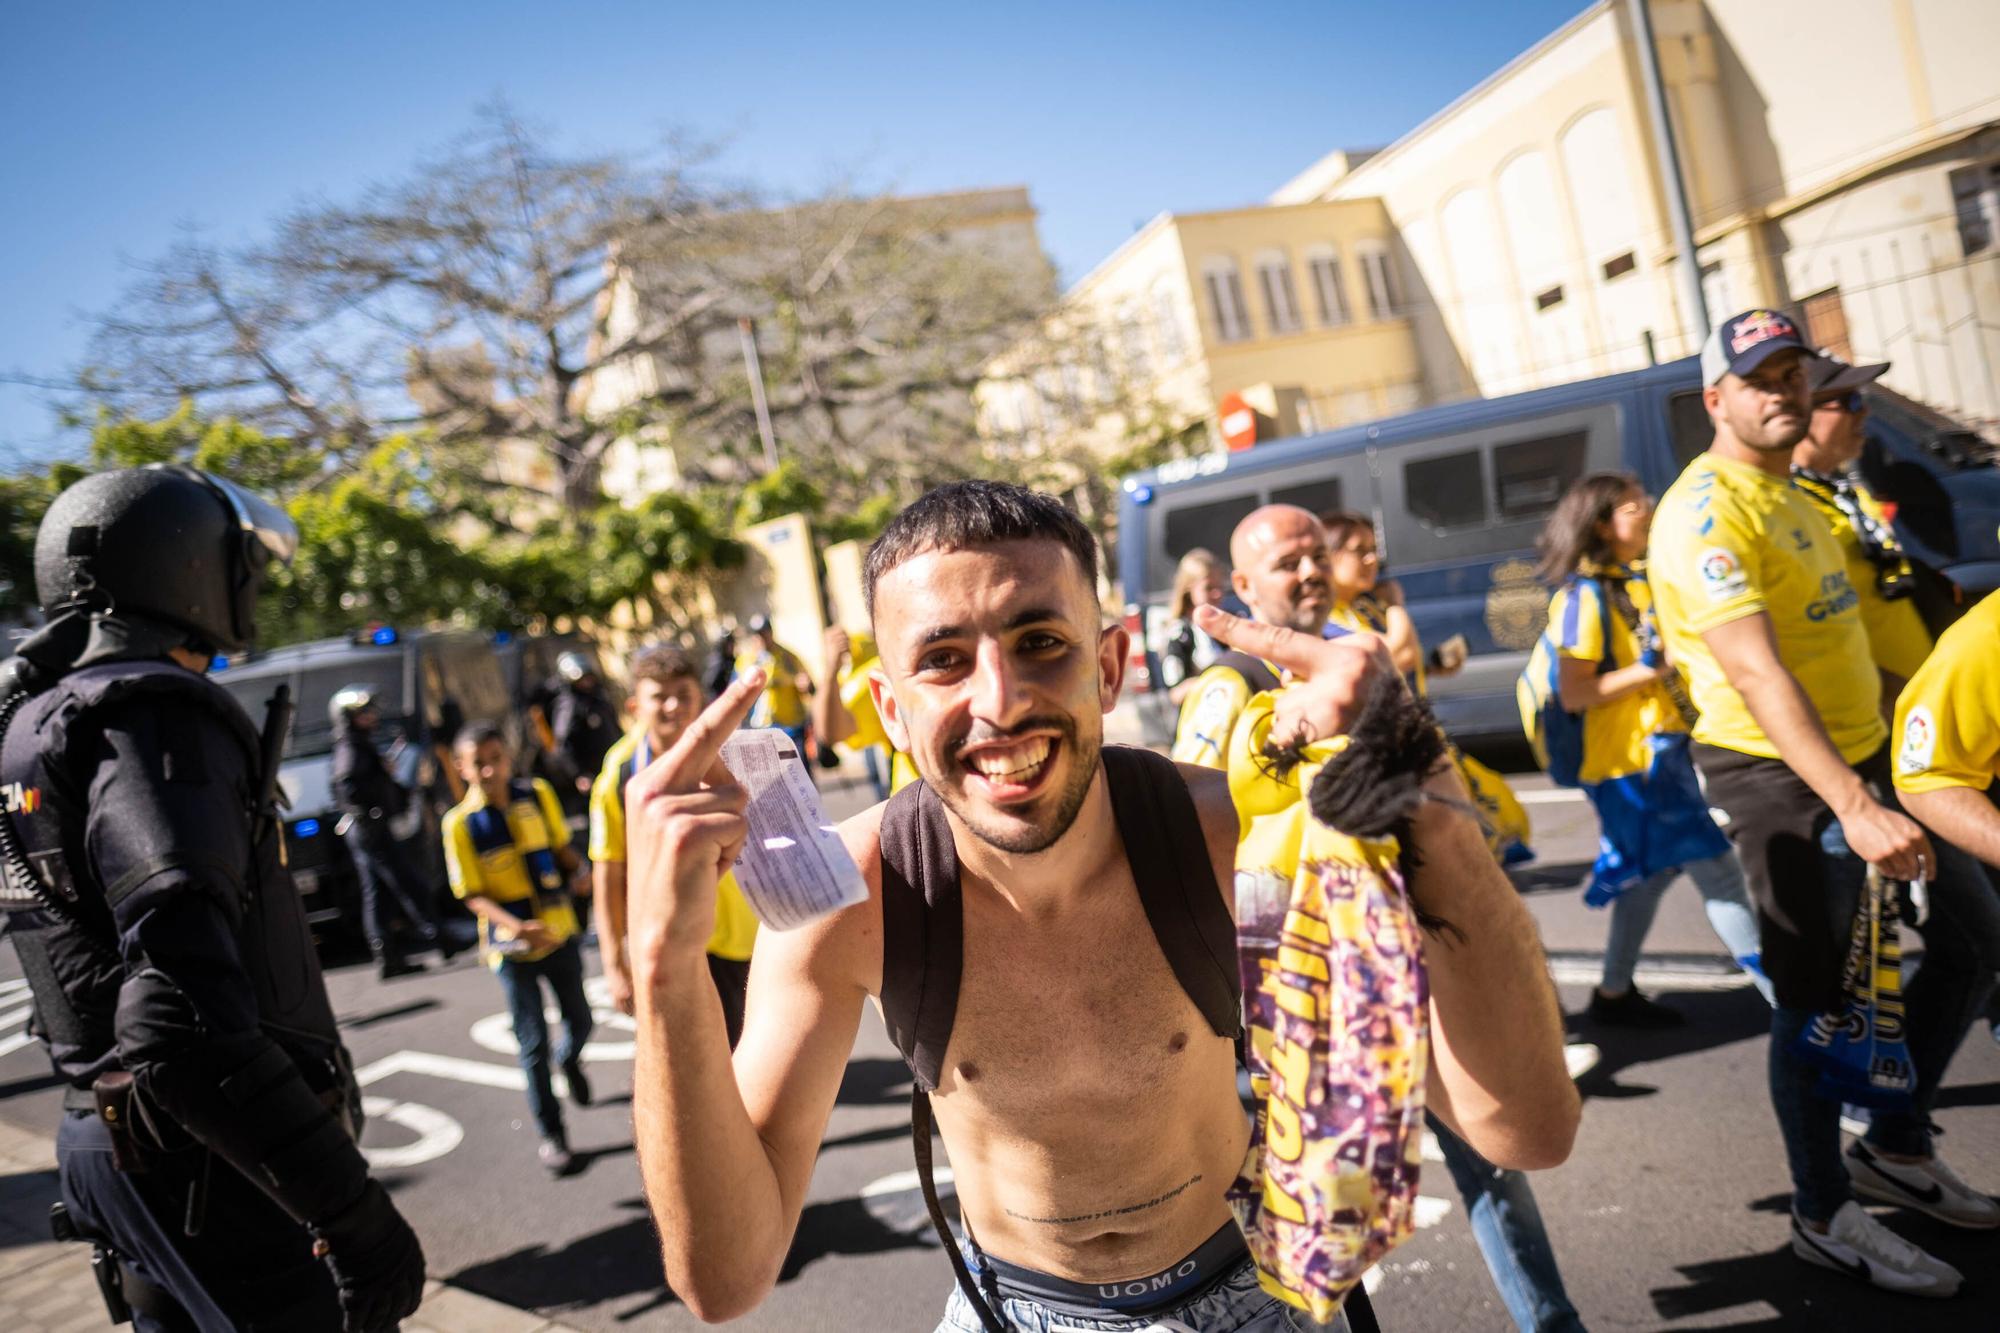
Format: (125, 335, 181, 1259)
(621, 482, 1579, 1331)
(1530, 473, 1773, 1027)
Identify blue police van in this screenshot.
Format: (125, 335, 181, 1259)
(1117, 356, 2000, 744)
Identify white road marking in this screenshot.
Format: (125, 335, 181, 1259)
(1412, 1195, 1453, 1228)
(354, 1049, 528, 1092)
(469, 1008, 635, 1063)
(1548, 960, 1753, 993)
(0, 978, 31, 1001)
(0, 1004, 31, 1030)
(1514, 789, 1586, 806)
(860, 1166, 955, 1198)
(0, 1029, 38, 1059)
(359, 1095, 464, 1169)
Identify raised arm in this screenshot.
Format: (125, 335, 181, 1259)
(1701, 612, 1927, 879)
(1192, 605, 1578, 1171)
(625, 674, 871, 1322)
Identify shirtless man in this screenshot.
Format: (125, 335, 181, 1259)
(625, 481, 1578, 1329)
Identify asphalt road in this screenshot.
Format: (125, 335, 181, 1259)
(3, 757, 1997, 1331)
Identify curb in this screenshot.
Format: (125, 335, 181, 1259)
(0, 1117, 585, 1333)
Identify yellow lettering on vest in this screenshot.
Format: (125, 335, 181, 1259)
(1268, 1096, 1304, 1163)
(1274, 981, 1318, 1023)
(1276, 945, 1330, 982)
(1284, 911, 1332, 946)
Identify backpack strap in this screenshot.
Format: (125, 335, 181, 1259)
(1213, 650, 1281, 699)
(1100, 745, 1240, 1038)
(877, 777, 960, 1093)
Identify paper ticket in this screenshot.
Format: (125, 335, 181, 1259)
(719, 729, 869, 930)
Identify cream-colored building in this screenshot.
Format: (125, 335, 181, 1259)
(1276, 0, 2000, 429)
(579, 186, 1054, 501)
(978, 199, 1428, 461)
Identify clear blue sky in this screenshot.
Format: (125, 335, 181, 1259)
(0, 0, 1589, 463)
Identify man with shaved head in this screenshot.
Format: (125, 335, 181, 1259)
(1170, 504, 1330, 767)
(1175, 503, 1590, 1333)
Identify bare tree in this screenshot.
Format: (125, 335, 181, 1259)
(78, 105, 727, 513)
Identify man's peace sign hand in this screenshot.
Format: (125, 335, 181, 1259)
(624, 672, 763, 985)
(1193, 605, 1397, 752)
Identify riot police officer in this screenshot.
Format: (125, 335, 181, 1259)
(331, 685, 445, 979)
(547, 651, 620, 798)
(0, 465, 426, 1331)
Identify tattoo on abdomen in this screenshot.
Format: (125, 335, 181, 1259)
(1004, 1175, 1203, 1227)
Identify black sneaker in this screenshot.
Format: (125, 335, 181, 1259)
(537, 1138, 574, 1177)
(378, 957, 426, 981)
(561, 1056, 592, 1108)
(1587, 987, 1685, 1028)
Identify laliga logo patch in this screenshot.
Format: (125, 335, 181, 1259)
(1898, 705, 1936, 776)
(1729, 310, 1795, 355)
(1697, 547, 1748, 601)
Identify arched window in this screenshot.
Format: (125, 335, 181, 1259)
(1201, 256, 1252, 342)
(1253, 249, 1303, 334)
(1301, 243, 1349, 326)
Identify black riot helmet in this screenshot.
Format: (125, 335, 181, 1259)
(34, 465, 299, 655)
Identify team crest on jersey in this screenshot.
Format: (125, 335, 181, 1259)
(1898, 705, 1937, 776)
(1697, 547, 1748, 601)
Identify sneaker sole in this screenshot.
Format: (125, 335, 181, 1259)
(1849, 1173, 2000, 1230)
(1790, 1229, 1960, 1298)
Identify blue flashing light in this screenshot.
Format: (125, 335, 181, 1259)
(293, 818, 321, 838)
(493, 630, 514, 646)
(370, 626, 399, 646)
(1128, 484, 1154, 506)
(209, 655, 230, 673)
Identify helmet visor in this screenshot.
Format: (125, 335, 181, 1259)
(204, 473, 300, 566)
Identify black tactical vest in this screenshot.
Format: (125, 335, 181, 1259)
(0, 660, 347, 1098)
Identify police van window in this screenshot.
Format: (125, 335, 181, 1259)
(1162, 492, 1261, 577)
(1492, 431, 1588, 520)
(1404, 450, 1486, 531)
(1668, 390, 1713, 472)
(1270, 478, 1343, 518)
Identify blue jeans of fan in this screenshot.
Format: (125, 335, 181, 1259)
(1430, 1116, 1584, 1333)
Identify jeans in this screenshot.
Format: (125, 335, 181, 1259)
(58, 1111, 342, 1332)
(1429, 1116, 1584, 1333)
(344, 824, 438, 960)
(936, 1252, 1351, 1331)
(1765, 819, 2000, 1222)
(1601, 851, 1774, 1003)
(495, 939, 594, 1142)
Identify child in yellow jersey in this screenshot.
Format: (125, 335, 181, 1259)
(442, 723, 594, 1175)
(590, 645, 758, 1042)
(1533, 474, 1771, 1026)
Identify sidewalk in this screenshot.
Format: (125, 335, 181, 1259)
(0, 1117, 583, 1333)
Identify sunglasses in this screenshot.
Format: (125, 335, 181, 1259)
(1815, 391, 1865, 414)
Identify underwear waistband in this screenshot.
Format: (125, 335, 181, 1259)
(978, 1220, 1247, 1316)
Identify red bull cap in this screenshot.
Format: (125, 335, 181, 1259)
(1701, 308, 1810, 385)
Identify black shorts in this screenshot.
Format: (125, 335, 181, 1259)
(1691, 743, 1885, 1013)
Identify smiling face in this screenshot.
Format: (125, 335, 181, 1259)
(1230, 506, 1333, 632)
(630, 673, 704, 754)
(870, 539, 1125, 855)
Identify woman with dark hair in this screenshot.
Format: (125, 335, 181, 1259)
(1534, 472, 1773, 1026)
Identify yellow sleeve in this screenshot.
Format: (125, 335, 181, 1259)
(588, 757, 626, 863)
(441, 809, 481, 900)
(1171, 665, 1250, 769)
(1668, 504, 1768, 634)
(1893, 598, 2000, 794)
(532, 779, 570, 847)
(838, 657, 891, 751)
(1549, 584, 1605, 662)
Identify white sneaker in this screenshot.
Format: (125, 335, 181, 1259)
(1791, 1202, 1962, 1297)
(1563, 1041, 1601, 1080)
(1847, 1140, 2000, 1229)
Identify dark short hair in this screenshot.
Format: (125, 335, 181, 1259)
(629, 643, 700, 692)
(863, 480, 1098, 620)
(454, 721, 506, 756)
(1319, 510, 1374, 550)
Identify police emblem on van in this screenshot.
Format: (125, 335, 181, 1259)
(1484, 559, 1547, 651)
